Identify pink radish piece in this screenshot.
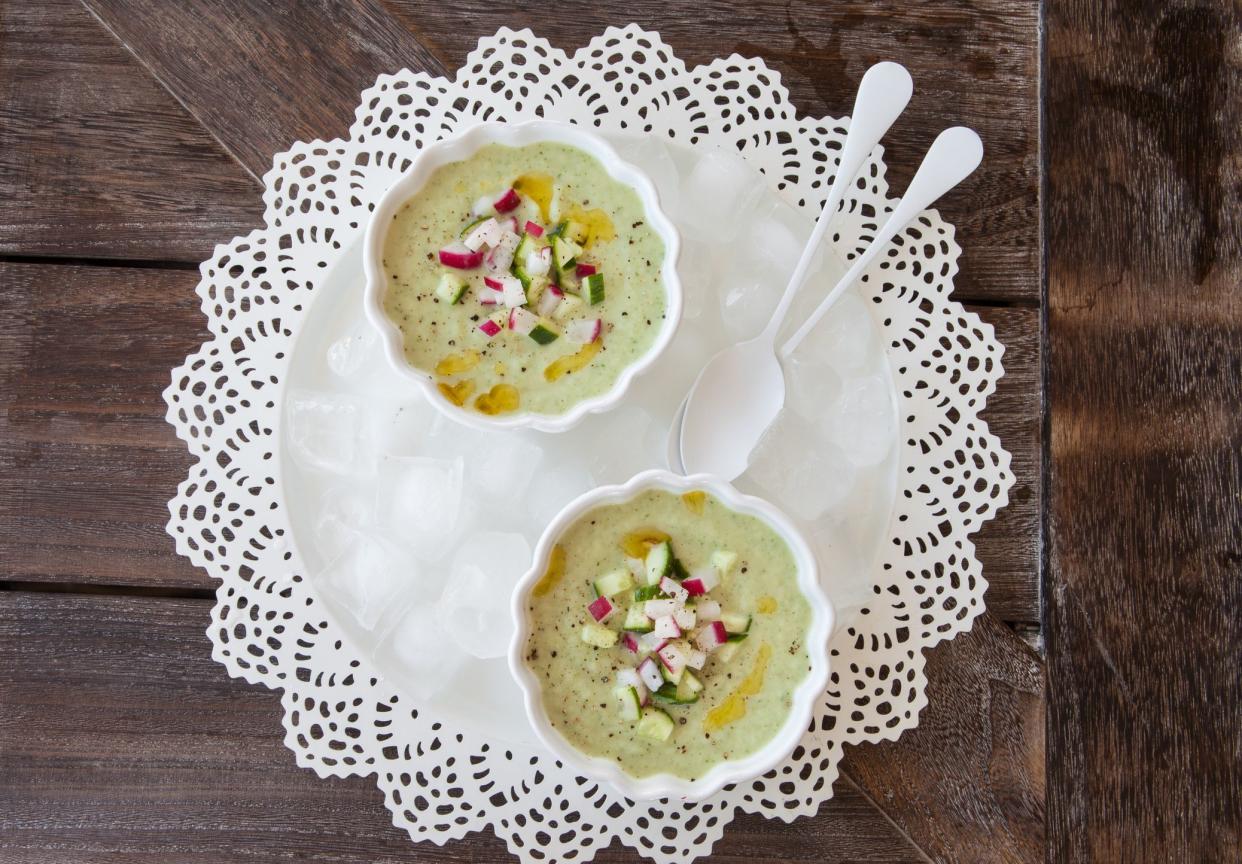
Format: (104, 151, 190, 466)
(509, 307, 538, 335)
(483, 276, 504, 290)
(653, 615, 681, 639)
(526, 246, 552, 277)
(694, 599, 722, 621)
(485, 232, 520, 274)
(499, 277, 527, 308)
(535, 286, 562, 317)
(694, 621, 728, 653)
(644, 598, 678, 619)
(660, 576, 688, 604)
(471, 195, 495, 217)
(587, 596, 615, 623)
(673, 607, 696, 630)
(439, 243, 484, 269)
(565, 318, 602, 344)
(657, 642, 687, 676)
(639, 633, 668, 654)
(617, 668, 647, 701)
(638, 657, 663, 692)
(478, 290, 499, 306)
(478, 319, 501, 338)
(493, 187, 520, 213)
(464, 217, 503, 251)
(575, 262, 597, 277)
(686, 648, 707, 670)
(683, 567, 720, 597)
(622, 632, 640, 653)
(524, 220, 544, 237)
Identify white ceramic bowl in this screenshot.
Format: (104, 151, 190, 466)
(362, 120, 683, 434)
(509, 469, 834, 802)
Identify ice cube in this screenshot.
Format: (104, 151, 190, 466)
(439, 532, 531, 659)
(315, 533, 425, 631)
(745, 204, 808, 288)
(527, 465, 596, 531)
(423, 416, 544, 501)
(677, 146, 765, 242)
(783, 356, 843, 426)
(385, 601, 467, 701)
(374, 455, 464, 561)
(314, 485, 373, 566)
(719, 270, 780, 343)
(365, 395, 439, 459)
(745, 411, 858, 522)
(327, 325, 379, 378)
(285, 390, 363, 475)
(823, 374, 896, 467)
(675, 240, 721, 322)
(791, 290, 876, 374)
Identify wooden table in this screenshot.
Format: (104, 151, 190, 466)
(1, 1, 1237, 860)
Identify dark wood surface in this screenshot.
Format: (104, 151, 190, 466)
(1044, 0, 1242, 860)
(1, 0, 1231, 859)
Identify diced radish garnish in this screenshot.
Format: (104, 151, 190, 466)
(478, 319, 501, 338)
(660, 576, 688, 604)
(526, 246, 552, 277)
(483, 276, 504, 290)
(695, 599, 722, 621)
(683, 567, 720, 596)
(509, 306, 538, 335)
(645, 598, 678, 619)
(625, 557, 645, 578)
(524, 220, 544, 237)
(493, 187, 521, 213)
(471, 195, 496, 217)
(622, 632, 640, 654)
(587, 595, 615, 623)
(484, 232, 520, 273)
(653, 615, 681, 639)
(575, 262, 597, 277)
(673, 607, 697, 630)
(657, 642, 687, 676)
(439, 242, 484, 269)
(565, 318, 603, 344)
(638, 657, 663, 691)
(464, 217, 504, 251)
(535, 285, 562, 317)
(694, 621, 728, 653)
(617, 668, 647, 701)
(686, 648, 708, 670)
(478, 289, 499, 306)
(499, 277, 526, 308)
(639, 633, 667, 654)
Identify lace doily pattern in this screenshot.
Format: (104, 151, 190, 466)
(164, 25, 1012, 863)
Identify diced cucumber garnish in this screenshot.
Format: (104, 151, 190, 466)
(659, 661, 684, 686)
(552, 293, 584, 320)
(645, 541, 672, 586)
(594, 569, 635, 598)
(435, 273, 467, 305)
(552, 234, 583, 271)
(714, 641, 740, 663)
(580, 621, 618, 648)
(529, 322, 559, 345)
(581, 273, 605, 305)
(675, 671, 703, 702)
(726, 631, 749, 643)
(615, 685, 642, 721)
(652, 681, 699, 705)
(563, 219, 588, 244)
(623, 604, 654, 633)
(669, 557, 690, 581)
(711, 549, 739, 576)
(721, 612, 751, 635)
(511, 234, 539, 291)
(636, 707, 675, 741)
(633, 584, 662, 602)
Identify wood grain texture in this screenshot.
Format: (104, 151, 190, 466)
(1045, 0, 1242, 859)
(0, 591, 926, 863)
(843, 613, 1044, 864)
(79, 0, 1037, 304)
(0, 263, 1040, 625)
(0, 0, 261, 260)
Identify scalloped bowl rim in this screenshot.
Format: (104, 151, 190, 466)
(508, 469, 834, 802)
(361, 120, 683, 434)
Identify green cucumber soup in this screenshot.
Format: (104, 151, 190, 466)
(380, 141, 667, 418)
(522, 488, 813, 781)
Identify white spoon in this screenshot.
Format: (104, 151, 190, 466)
(674, 61, 914, 478)
(678, 124, 984, 479)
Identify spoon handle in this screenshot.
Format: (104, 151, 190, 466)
(759, 62, 913, 344)
(780, 126, 984, 359)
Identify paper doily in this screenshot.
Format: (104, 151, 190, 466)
(164, 25, 1013, 863)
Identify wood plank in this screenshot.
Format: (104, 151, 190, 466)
(1044, 0, 1242, 859)
(844, 612, 1045, 864)
(0, 591, 925, 863)
(0, 0, 261, 260)
(85, 0, 1037, 304)
(0, 262, 1040, 625)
